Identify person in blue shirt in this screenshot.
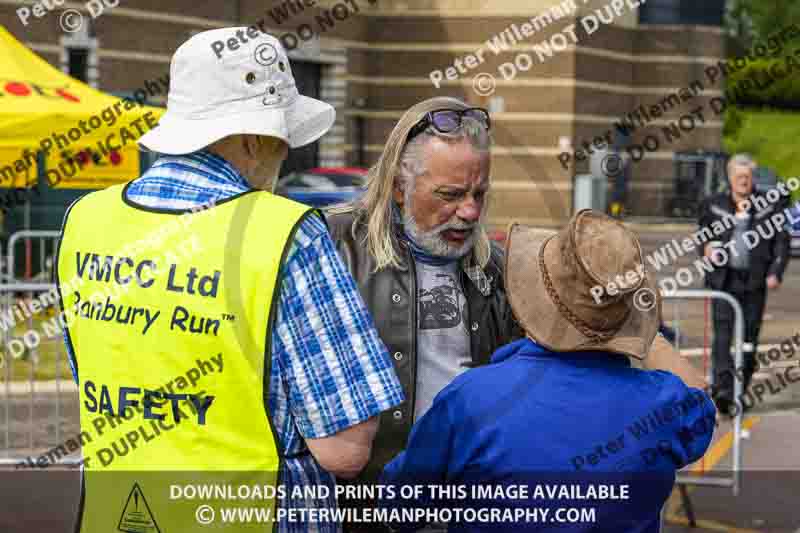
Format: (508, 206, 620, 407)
(380, 210, 716, 533)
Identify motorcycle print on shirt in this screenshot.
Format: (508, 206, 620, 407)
(419, 272, 464, 330)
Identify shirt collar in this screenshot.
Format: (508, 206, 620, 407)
(490, 337, 631, 366)
(490, 338, 547, 363)
(151, 150, 251, 190)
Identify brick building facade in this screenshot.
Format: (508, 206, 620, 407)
(0, 0, 726, 225)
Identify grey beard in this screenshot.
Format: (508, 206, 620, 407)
(403, 211, 477, 260)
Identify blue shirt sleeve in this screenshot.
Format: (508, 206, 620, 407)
(674, 385, 717, 468)
(379, 382, 463, 531)
(273, 213, 405, 438)
(382, 392, 455, 485)
(648, 372, 717, 469)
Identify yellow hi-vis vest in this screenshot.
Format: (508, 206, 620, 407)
(56, 184, 315, 532)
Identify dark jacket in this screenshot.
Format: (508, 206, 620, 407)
(697, 191, 791, 291)
(326, 209, 523, 479)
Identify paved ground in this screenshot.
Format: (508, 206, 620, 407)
(2, 226, 800, 531)
(663, 411, 800, 533)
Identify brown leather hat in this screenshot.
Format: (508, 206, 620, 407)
(505, 209, 661, 360)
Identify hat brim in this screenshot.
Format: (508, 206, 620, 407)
(138, 95, 335, 155)
(505, 223, 660, 360)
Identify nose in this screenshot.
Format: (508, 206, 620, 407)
(456, 196, 482, 223)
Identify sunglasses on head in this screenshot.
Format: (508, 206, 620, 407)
(406, 107, 491, 142)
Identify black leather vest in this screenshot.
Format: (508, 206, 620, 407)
(326, 209, 523, 480)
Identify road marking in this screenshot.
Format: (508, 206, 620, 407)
(667, 417, 759, 513)
(679, 345, 800, 373)
(665, 416, 761, 530)
(664, 515, 762, 533)
(753, 410, 800, 418)
(679, 344, 792, 357)
(689, 416, 760, 475)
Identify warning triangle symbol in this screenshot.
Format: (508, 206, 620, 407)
(118, 483, 161, 533)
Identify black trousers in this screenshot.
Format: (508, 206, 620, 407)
(710, 270, 767, 403)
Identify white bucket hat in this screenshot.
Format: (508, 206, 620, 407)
(138, 27, 335, 154)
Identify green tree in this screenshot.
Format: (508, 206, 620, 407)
(727, 0, 800, 42)
(725, 0, 754, 46)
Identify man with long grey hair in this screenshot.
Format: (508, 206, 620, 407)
(327, 97, 520, 532)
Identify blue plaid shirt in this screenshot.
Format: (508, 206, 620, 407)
(64, 150, 404, 532)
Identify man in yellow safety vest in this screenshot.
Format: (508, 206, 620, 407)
(56, 28, 403, 533)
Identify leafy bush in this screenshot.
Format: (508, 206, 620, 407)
(722, 106, 745, 139)
(723, 109, 800, 203)
(725, 57, 800, 109)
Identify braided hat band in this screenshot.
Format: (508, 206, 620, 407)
(504, 212, 660, 361)
(537, 234, 629, 343)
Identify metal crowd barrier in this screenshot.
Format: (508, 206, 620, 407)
(0, 267, 80, 466)
(662, 289, 744, 498)
(1, 231, 74, 465)
(2, 231, 60, 371)
(7, 230, 61, 282)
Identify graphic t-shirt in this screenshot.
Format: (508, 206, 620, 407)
(414, 261, 471, 421)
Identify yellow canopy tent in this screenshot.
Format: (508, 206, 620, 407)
(0, 25, 164, 189)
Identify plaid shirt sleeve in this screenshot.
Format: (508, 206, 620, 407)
(273, 213, 405, 438)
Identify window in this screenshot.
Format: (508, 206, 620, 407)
(67, 47, 89, 82)
(60, 22, 97, 87)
